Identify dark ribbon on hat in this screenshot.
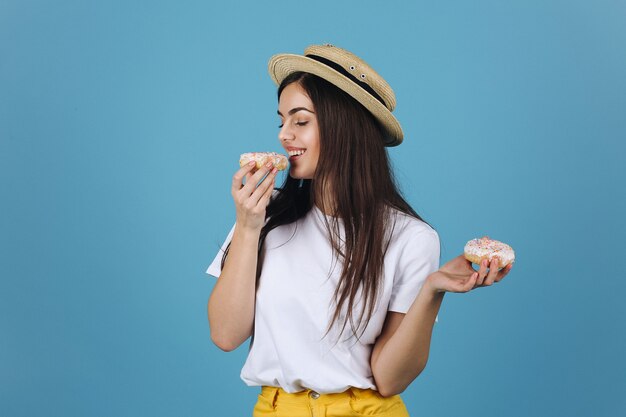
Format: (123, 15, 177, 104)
(306, 54, 388, 109)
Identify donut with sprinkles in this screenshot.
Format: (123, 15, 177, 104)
(464, 236, 515, 268)
(239, 152, 288, 170)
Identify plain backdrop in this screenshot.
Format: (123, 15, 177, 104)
(1, 1, 625, 416)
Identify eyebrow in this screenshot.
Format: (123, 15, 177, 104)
(277, 107, 315, 117)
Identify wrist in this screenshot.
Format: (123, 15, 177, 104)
(233, 223, 262, 241)
(425, 272, 445, 295)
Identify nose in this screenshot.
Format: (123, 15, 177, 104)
(278, 124, 295, 143)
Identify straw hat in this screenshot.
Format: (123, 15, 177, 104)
(268, 44, 404, 147)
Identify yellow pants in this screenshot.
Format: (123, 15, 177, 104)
(253, 385, 410, 417)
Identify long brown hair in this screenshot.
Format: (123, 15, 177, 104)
(223, 71, 435, 343)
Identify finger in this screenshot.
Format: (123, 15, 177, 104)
(241, 161, 274, 195)
(476, 259, 488, 286)
(232, 161, 257, 193)
(244, 163, 261, 183)
(495, 262, 513, 282)
(483, 258, 499, 286)
(257, 170, 277, 208)
(466, 272, 478, 291)
(250, 167, 277, 205)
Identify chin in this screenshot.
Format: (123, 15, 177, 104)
(289, 168, 313, 180)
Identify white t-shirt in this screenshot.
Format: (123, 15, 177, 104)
(206, 205, 440, 394)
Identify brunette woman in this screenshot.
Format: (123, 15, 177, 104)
(207, 44, 512, 417)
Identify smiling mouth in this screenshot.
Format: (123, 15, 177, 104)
(287, 149, 306, 158)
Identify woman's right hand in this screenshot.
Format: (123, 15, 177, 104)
(231, 160, 278, 231)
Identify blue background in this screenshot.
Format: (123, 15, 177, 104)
(1, 1, 625, 416)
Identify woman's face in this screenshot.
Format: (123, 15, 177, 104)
(278, 82, 320, 180)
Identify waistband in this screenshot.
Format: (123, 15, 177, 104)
(260, 385, 387, 406)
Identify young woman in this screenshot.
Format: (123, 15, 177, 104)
(207, 44, 512, 417)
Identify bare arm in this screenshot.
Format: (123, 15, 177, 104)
(208, 161, 277, 351)
(371, 255, 513, 396)
(370, 283, 443, 397)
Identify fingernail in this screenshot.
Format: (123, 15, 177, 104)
(266, 162, 273, 168)
(248, 161, 255, 166)
(482, 260, 487, 267)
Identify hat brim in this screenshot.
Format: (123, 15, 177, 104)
(268, 54, 403, 147)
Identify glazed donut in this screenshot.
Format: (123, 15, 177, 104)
(464, 236, 515, 268)
(239, 152, 288, 171)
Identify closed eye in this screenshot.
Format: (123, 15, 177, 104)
(278, 121, 309, 128)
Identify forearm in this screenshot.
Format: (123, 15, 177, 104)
(372, 278, 444, 396)
(208, 224, 260, 351)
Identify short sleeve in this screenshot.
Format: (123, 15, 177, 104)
(388, 229, 440, 314)
(205, 224, 236, 278)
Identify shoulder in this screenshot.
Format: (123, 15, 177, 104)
(386, 208, 440, 250)
(388, 208, 438, 237)
(382, 210, 441, 277)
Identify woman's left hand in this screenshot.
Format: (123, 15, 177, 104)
(426, 254, 513, 294)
